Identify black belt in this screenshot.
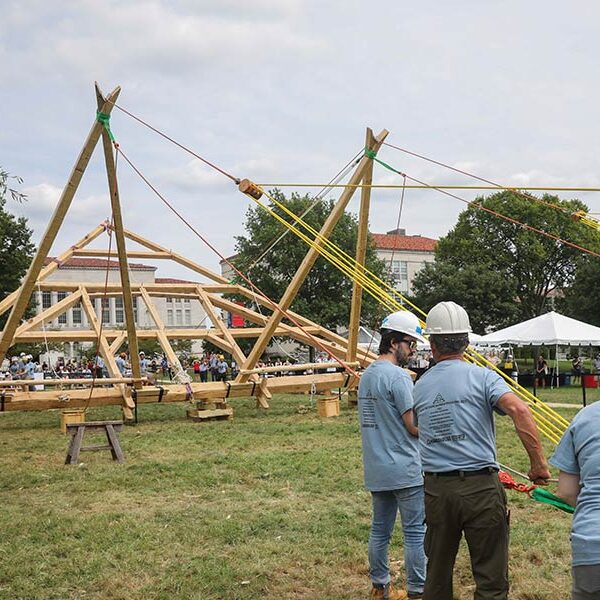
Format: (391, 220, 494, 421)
(424, 467, 499, 477)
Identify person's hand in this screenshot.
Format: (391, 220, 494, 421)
(528, 463, 551, 485)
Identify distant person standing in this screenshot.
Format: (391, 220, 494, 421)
(536, 355, 548, 389)
(571, 355, 583, 386)
(358, 310, 426, 600)
(551, 401, 600, 599)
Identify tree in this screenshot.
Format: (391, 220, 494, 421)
(560, 258, 600, 326)
(233, 190, 388, 331)
(411, 191, 600, 332)
(0, 168, 35, 329)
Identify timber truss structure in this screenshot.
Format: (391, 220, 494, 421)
(0, 83, 384, 418)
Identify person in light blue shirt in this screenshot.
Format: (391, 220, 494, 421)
(358, 310, 426, 600)
(550, 401, 600, 599)
(413, 301, 550, 600)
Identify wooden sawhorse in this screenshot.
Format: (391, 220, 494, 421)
(65, 421, 125, 464)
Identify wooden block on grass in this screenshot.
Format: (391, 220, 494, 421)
(187, 407, 233, 422)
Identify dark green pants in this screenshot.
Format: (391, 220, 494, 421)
(423, 472, 509, 600)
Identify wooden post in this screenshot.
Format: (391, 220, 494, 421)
(0, 85, 121, 364)
(95, 83, 142, 388)
(236, 128, 389, 382)
(138, 287, 185, 379)
(347, 128, 376, 363)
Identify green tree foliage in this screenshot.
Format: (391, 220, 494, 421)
(0, 169, 36, 329)
(411, 191, 600, 332)
(233, 190, 388, 330)
(560, 258, 600, 326)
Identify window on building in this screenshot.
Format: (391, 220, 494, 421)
(175, 309, 183, 325)
(132, 296, 138, 324)
(166, 297, 172, 304)
(167, 309, 174, 326)
(72, 303, 82, 325)
(390, 260, 409, 293)
(42, 291, 52, 310)
(184, 309, 191, 325)
(183, 298, 190, 304)
(174, 297, 182, 304)
(115, 297, 124, 324)
(101, 298, 110, 324)
(57, 292, 68, 324)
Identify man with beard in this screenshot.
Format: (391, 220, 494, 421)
(358, 310, 427, 600)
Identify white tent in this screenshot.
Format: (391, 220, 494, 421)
(479, 311, 600, 388)
(479, 311, 600, 346)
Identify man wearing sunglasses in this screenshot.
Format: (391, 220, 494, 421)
(359, 310, 427, 600)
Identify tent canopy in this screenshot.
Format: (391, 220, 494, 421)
(479, 311, 600, 346)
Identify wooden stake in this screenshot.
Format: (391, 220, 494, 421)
(95, 83, 141, 389)
(347, 128, 376, 362)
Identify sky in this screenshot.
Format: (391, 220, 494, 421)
(2, 1, 600, 281)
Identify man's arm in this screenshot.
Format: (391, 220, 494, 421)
(401, 409, 418, 437)
(497, 392, 551, 484)
(556, 471, 581, 507)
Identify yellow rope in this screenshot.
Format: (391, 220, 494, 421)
(241, 184, 569, 443)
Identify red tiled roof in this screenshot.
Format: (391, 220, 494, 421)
(155, 277, 198, 284)
(372, 233, 437, 252)
(44, 257, 156, 270)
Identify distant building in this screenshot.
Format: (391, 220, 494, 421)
(371, 228, 437, 295)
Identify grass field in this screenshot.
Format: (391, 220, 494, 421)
(0, 388, 594, 600)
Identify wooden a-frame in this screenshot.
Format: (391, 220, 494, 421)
(0, 83, 382, 415)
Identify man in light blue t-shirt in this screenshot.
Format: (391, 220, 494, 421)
(359, 310, 426, 600)
(551, 401, 600, 599)
(413, 301, 549, 600)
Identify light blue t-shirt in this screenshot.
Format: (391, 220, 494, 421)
(358, 360, 423, 492)
(549, 401, 600, 566)
(413, 360, 510, 472)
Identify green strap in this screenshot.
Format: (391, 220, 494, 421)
(531, 487, 575, 514)
(96, 111, 115, 142)
(364, 148, 378, 159)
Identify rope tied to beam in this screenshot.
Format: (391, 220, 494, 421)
(96, 111, 116, 143)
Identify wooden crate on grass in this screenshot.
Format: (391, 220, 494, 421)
(317, 396, 340, 418)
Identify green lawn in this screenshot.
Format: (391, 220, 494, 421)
(0, 393, 587, 599)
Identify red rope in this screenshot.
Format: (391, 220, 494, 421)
(499, 470, 536, 495)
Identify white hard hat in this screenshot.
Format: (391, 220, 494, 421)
(380, 310, 426, 343)
(424, 301, 471, 334)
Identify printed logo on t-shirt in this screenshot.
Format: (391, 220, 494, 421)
(423, 394, 466, 445)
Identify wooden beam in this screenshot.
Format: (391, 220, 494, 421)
(73, 249, 172, 259)
(0, 372, 356, 412)
(109, 331, 128, 354)
(347, 128, 376, 362)
(138, 287, 185, 378)
(0, 224, 106, 317)
(121, 227, 229, 284)
(0, 86, 121, 364)
(14, 290, 83, 337)
(79, 287, 134, 414)
(96, 83, 142, 389)
(195, 285, 247, 367)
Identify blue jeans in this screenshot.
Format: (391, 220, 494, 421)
(369, 486, 426, 594)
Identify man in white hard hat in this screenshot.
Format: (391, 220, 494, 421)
(359, 310, 427, 600)
(413, 301, 550, 600)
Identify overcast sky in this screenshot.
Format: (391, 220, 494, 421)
(2, 1, 600, 281)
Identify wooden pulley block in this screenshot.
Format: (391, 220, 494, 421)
(238, 179, 263, 200)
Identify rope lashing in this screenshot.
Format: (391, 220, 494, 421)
(499, 470, 574, 514)
(364, 148, 378, 160)
(96, 111, 116, 142)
